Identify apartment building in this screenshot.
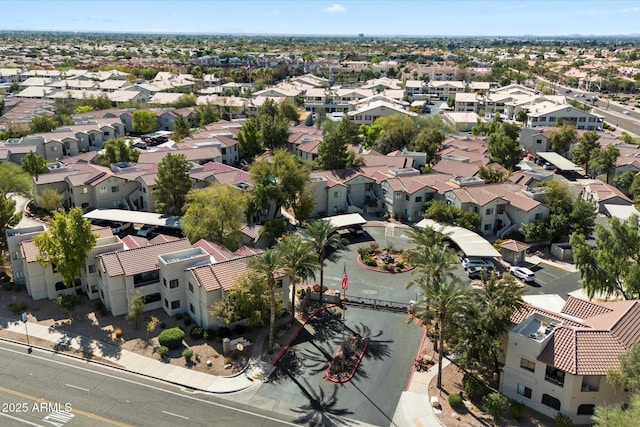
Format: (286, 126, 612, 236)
(501, 296, 639, 424)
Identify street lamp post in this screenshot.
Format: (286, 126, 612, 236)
(21, 312, 32, 354)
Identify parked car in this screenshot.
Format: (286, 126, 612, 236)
(111, 222, 132, 234)
(136, 224, 156, 237)
(461, 257, 495, 270)
(543, 162, 555, 170)
(133, 141, 147, 149)
(509, 266, 536, 282)
(623, 110, 631, 115)
(467, 266, 501, 280)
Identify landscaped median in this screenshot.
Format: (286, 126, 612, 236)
(325, 334, 368, 383)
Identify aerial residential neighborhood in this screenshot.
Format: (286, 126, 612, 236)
(1, 2, 640, 426)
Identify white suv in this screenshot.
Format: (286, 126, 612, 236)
(510, 266, 535, 283)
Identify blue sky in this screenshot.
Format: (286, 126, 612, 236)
(3, 1, 640, 36)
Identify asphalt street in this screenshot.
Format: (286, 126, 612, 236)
(0, 341, 296, 427)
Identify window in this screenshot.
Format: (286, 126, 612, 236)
(577, 404, 595, 415)
(88, 264, 96, 274)
(100, 187, 107, 194)
(395, 193, 402, 200)
(171, 300, 180, 310)
(539, 117, 546, 122)
(190, 303, 195, 314)
(90, 285, 97, 293)
(545, 366, 565, 387)
(589, 117, 596, 122)
(541, 394, 561, 410)
(520, 358, 536, 372)
(581, 376, 600, 392)
(164, 299, 168, 308)
(578, 117, 586, 122)
(142, 187, 146, 193)
(484, 224, 492, 231)
(334, 191, 341, 198)
(169, 279, 179, 289)
(55, 281, 66, 291)
(405, 194, 410, 201)
(133, 270, 160, 287)
(145, 293, 161, 304)
(163, 278, 167, 288)
(517, 384, 532, 399)
(275, 279, 283, 288)
(221, 148, 227, 155)
(14, 271, 23, 280)
(188, 282, 194, 293)
(535, 213, 542, 220)
(81, 203, 89, 209)
(485, 208, 494, 215)
(111, 186, 119, 193)
(415, 196, 422, 203)
(82, 187, 88, 194)
(12, 251, 19, 260)
(103, 131, 109, 136)
(50, 146, 57, 152)
(549, 116, 556, 122)
(536, 139, 542, 144)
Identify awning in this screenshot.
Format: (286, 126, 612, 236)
(415, 218, 502, 258)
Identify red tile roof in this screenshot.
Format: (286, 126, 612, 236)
(189, 255, 257, 292)
(98, 238, 191, 277)
(561, 296, 613, 320)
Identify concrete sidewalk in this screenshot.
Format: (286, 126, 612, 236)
(0, 315, 275, 394)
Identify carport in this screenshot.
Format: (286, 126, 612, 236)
(322, 213, 367, 231)
(415, 218, 502, 258)
(535, 152, 581, 172)
(84, 209, 181, 229)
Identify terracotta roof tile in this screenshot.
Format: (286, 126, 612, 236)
(499, 239, 530, 253)
(189, 255, 257, 292)
(98, 238, 191, 277)
(121, 235, 150, 249)
(193, 239, 236, 262)
(561, 296, 613, 320)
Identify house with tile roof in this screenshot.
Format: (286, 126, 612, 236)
(581, 181, 633, 213)
(501, 295, 640, 424)
(444, 182, 550, 237)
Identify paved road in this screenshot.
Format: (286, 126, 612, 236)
(256, 307, 423, 427)
(0, 341, 296, 427)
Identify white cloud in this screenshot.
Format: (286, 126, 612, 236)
(623, 7, 640, 12)
(325, 4, 347, 14)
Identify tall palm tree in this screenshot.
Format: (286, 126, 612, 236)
(414, 273, 469, 390)
(276, 233, 318, 320)
(249, 249, 282, 352)
(304, 220, 345, 306)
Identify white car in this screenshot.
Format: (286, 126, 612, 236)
(110, 222, 132, 234)
(509, 266, 536, 283)
(623, 110, 631, 116)
(136, 224, 156, 237)
(461, 257, 495, 270)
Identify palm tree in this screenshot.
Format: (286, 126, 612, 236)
(276, 233, 318, 320)
(304, 220, 345, 306)
(413, 273, 469, 390)
(249, 249, 282, 352)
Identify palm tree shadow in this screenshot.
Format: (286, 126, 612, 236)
(306, 309, 343, 343)
(348, 323, 393, 361)
(290, 376, 355, 426)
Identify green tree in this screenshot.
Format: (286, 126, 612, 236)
(589, 145, 620, 183)
(515, 109, 528, 124)
(303, 219, 345, 306)
(487, 133, 522, 171)
(126, 291, 145, 329)
(292, 189, 315, 225)
(33, 208, 97, 288)
(614, 171, 636, 193)
(482, 392, 509, 421)
(607, 343, 640, 393)
(594, 393, 640, 427)
(630, 174, 640, 201)
(572, 131, 600, 175)
(195, 102, 220, 126)
(411, 128, 445, 167)
(571, 215, 640, 300)
(249, 249, 282, 352)
(132, 110, 157, 134)
(249, 149, 310, 220)
(21, 151, 48, 180)
(153, 153, 192, 215)
(277, 98, 300, 125)
(237, 118, 263, 160)
(101, 138, 139, 166)
(181, 184, 247, 250)
(173, 93, 197, 108)
(359, 122, 384, 150)
(54, 294, 81, 319)
(37, 188, 63, 212)
(0, 192, 20, 248)
(29, 115, 58, 133)
(478, 166, 510, 183)
(171, 115, 191, 142)
(423, 200, 481, 231)
(75, 105, 94, 114)
(373, 114, 418, 154)
(211, 272, 271, 328)
(276, 233, 318, 320)
(316, 115, 359, 170)
(0, 161, 35, 196)
(549, 125, 577, 155)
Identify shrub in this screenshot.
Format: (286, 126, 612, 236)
(204, 329, 216, 341)
(9, 303, 26, 315)
(233, 324, 246, 335)
(182, 348, 193, 363)
(158, 327, 185, 349)
(462, 374, 488, 400)
(217, 326, 231, 338)
(448, 393, 464, 408)
(157, 345, 169, 360)
(190, 326, 205, 340)
(510, 400, 526, 422)
(482, 392, 509, 420)
(555, 413, 574, 427)
(368, 242, 379, 253)
(364, 257, 377, 267)
(395, 261, 405, 269)
(357, 246, 372, 257)
(113, 328, 122, 338)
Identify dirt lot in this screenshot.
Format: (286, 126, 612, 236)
(0, 285, 298, 376)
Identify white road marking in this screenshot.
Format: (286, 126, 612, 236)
(0, 412, 46, 427)
(162, 411, 189, 420)
(65, 383, 90, 392)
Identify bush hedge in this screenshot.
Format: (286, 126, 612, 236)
(462, 374, 488, 400)
(9, 303, 26, 315)
(204, 329, 216, 341)
(448, 393, 464, 408)
(157, 346, 169, 360)
(158, 327, 184, 349)
(190, 326, 205, 340)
